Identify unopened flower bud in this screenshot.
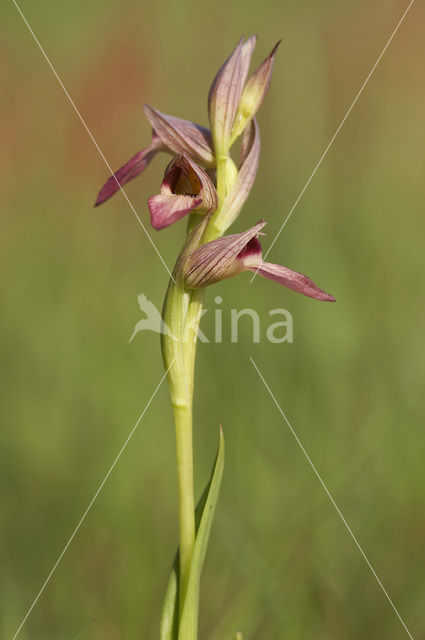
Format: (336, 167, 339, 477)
(231, 41, 281, 144)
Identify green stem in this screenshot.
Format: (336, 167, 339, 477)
(162, 281, 204, 619)
(205, 155, 238, 242)
(161, 150, 234, 629)
(173, 400, 195, 608)
(216, 155, 228, 205)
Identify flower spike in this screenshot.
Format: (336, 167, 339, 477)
(148, 155, 218, 230)
(184, 221, 335, 301)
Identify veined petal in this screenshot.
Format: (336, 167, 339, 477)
(231, 40, 281, 143)
(218, 119, 260, 232)
(208, 38, 248, 155)
(237, 237, 335, 301)
(162, 155, 201, 196)
(148, 194, 202, 230)
(148, 154, 218, 230)
(248, 262, 336, 302)
(240, 35, 257, 87)
(143, 104, 215, 166)
(164, 154, 218, 211)
(184, 220, 266, 288)
(95, 133, 165, 206)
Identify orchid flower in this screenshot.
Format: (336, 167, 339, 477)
(183, 220, 335, 301)
(97, 36, 335, 640)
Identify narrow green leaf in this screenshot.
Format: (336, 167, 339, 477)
(178, 427, 225, 640)
(160, 428, 225, 640)
(160, 471, 212, 639)
(160, 552, 179, 640)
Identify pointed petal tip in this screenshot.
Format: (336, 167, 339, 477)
(302, 289, 335, 303)
(94, 182, 120, 206)
(94, 183, 116, 207)
(272, 39, 282, 55)
(309, 289, 336, 302)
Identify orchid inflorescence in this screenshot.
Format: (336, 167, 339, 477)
(96, 36, 334, 303)
(97, 36, 334, 640)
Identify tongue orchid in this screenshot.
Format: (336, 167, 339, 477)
(95, 35, 336, 640)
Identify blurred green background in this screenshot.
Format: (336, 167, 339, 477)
(1, 0, 424, 638)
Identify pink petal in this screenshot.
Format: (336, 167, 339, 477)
(148, 194, 202, 230)
(185, 220, 266, 288)
(95, 134, 164, 206)
(249, 262, 335, 302)
(143, 105, 215, 167)
(240, 36, 257, 87)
